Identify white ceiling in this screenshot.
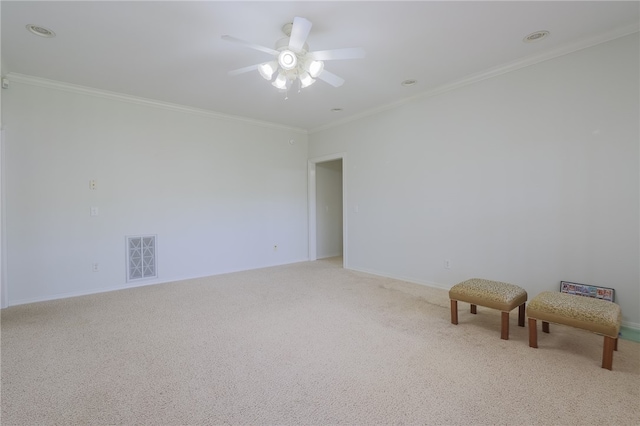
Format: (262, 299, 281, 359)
(2, 1, 639, 132)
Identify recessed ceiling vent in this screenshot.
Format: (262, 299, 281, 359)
(127, 235, 157, 282)
(523, 30, 550, 43)
(26, 24, 56, 38)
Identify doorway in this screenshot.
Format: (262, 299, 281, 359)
(308, 153, 347, 267)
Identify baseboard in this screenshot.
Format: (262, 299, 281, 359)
(5, 257, 310, 308)
(317, 252, 343, 260)
(346, 265, 450, 291)
(620, 325, 640, 343)
(344, 265, 640, 336)
(8, 278, 168, 307)
(8, 261, 640, 342)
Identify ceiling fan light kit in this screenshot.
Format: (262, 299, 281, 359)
(258, 61, 278, 80)
(305, 58, 324, 78)
(262, 49, 320, 92)
(278, 50, 298, 70)
(299, 72, 315, 88)
(222, 16, 364, 95)
(273, 72, 288, 90)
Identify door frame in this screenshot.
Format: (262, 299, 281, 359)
(1, 128, 6, 308)
(308, 152, 347, 267)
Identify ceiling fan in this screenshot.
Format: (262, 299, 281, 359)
(221, 17, 365, 92)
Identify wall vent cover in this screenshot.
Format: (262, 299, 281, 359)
(126, 235, 157, 282)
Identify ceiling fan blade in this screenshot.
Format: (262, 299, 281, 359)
(317, 70, 345, 87)
(228, 64, 261, 76)
(312, 47, 366, 61)
(221, 35, 279, 56)
(288, 17, 312, 53)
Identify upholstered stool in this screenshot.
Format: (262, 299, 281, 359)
(449, 278, 527, 340)
(527, 291, 622, 370)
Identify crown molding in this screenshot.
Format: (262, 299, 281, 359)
(309, 24, 639, 134)
(4, 73, 308, 135)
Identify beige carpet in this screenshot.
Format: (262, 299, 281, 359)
(2, 258, 639, 425)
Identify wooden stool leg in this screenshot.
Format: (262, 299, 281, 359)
(518, 303, 526, 327)
(528, 318, 538, 348)
(542, 321, 550, 333)
(470, 304, 477, 314)
(501, 311, 509, 340)
(450, 300, 458, 325)
(602, 336, 615, 370)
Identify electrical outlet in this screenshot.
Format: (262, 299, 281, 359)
(444, 259, 451, 269)
(89, 179, 97, 190)
(273, 245, 278, 251)
(92, 263, 99, 272)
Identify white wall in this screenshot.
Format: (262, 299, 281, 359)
(309, 34, 640, 327)
(316, 160, 343, 258)
(3, 79, 309, 304)
(0, 3, 5, 308)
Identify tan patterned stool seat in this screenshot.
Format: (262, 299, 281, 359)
(527, 291, 622, 370)
(449, 278, 528, 340)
